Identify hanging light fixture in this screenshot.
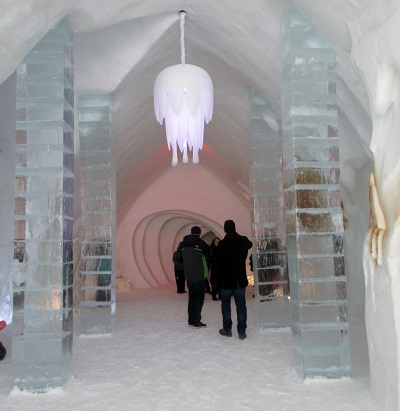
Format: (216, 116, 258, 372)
(154, 10, 214, 166)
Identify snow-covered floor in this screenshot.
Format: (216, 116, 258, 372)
(0, 287, 380, 410)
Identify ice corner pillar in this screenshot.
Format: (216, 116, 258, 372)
(13, 19, 74, 391)
(281, 8, 351, 378)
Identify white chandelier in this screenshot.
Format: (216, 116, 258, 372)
(154, 11, 214, 166)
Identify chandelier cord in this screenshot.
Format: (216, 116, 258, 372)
(180, 11, 186, 64)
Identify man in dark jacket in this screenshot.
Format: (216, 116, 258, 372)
(217, 220, 252, 340)
(178, 226, 211, 328)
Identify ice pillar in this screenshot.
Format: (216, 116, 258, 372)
(13, 20, 74, 390)
(281, 9, 351, 378)
(250, 91, 290, 328)
(78, 95, 116, 334)
(1, 74, 16, 324)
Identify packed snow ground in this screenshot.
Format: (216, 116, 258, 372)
(0, 287, 380, 410)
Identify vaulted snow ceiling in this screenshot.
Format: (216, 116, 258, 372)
(0, 0, 377, 229)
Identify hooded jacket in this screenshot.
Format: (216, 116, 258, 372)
(178, 234, 211, 283)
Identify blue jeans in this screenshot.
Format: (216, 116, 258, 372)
(220, 284, 247, 335)
(187, 280, 205, 325)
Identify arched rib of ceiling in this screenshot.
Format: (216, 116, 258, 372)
(116, 164, 251, 288)
(130, 212, 222, 288)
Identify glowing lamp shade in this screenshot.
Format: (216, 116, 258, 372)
(154, 11, 214, 166)
(154, 63, 213, 166)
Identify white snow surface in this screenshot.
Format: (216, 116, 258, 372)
(0, 287, 379, 410)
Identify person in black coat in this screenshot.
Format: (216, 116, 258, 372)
(217, 220, 252, 340)
(209, 237, 221, 301)
(178, 226, 211, 328)
(173, 249, 186, 293)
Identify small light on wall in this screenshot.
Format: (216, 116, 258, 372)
(154, 11, 214, 166)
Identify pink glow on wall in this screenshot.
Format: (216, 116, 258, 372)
(117, 164, 251, 288)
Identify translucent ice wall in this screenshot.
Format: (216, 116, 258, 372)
(250, 91, 290, 328)
(0, 74, 16, 328)
(13, 19, 74, 390)
(78, 95, 116, 334)
(281, 9, 351, 378)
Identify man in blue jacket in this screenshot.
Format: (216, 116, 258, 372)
(178, 226, 211, 328)
(217, 220, 252, 340)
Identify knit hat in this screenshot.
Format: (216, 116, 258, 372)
(224, 220, 236, 234)
(191, 226, 201, 235)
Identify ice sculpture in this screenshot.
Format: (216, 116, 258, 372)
(78, 95, 116, 334)
(250, 91, 290, 328)
(13, 19, 74, 390)
(281, 8, 351, 378)
(361, 59, 400, 408)
(367, 172, 386, 266)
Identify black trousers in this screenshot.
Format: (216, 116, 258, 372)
(187, 280, 205, 325)
(175, 269, 186, 293)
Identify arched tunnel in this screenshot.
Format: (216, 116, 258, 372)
(1, 1, 400, 408)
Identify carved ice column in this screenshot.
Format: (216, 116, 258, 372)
(13, 20, 74, 390)
(250, 91, 290, 328)
(0, 73, 16, 386)
(281, 8, 351, 378)
(78, 95, 116, 334)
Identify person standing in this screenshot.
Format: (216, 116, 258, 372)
(173, 249, 186, 293)
(217, 220, 252, 340)
(209, 237, 221, 301)
(204, 269, 212, 295)
(178, 226, 211, 328)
